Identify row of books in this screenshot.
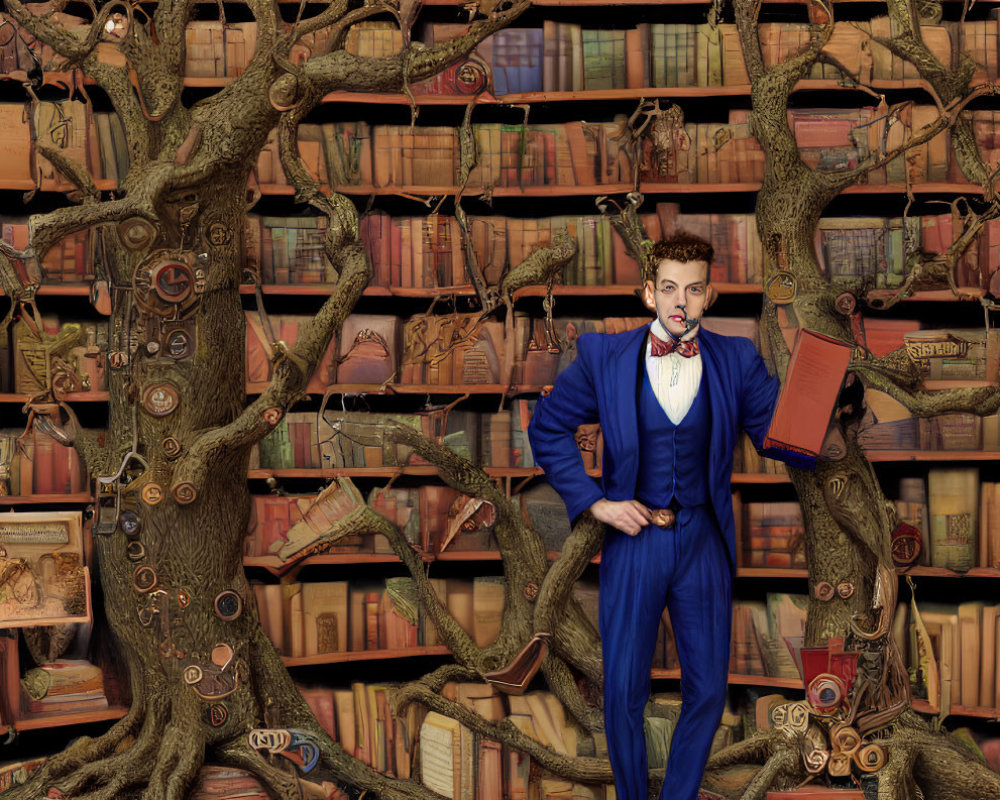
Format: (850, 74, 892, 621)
(895, 600, 1000, 712)
(251, 404, 533, 473)
(420, 20, 995, 93)
(4, 209, 1000, 297)
(246, 311, 664, 392)
(296, 677, 742, 800)
(251, 576, 505, 658)
(3, 102, 996, 193)
(732, 471, 1000, 574)
(0, 429, 87, 496)
(4, 15, 990, 94)
(248, 478, 522, 564)
(216, 205, 1000, 291)
(253, 106, 971, 188)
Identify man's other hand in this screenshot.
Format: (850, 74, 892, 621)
(589, 498, 652, 536)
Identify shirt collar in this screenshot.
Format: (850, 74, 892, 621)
(651, 317, 700, 345)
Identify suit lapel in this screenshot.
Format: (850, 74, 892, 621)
(696, 328, 723, 487)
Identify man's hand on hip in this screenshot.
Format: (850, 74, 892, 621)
(589, 498, 652, 536)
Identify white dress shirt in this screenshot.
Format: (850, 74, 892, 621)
(644, 318, 703, 425)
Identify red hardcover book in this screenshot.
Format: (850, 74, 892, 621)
(762, 328, 853, 469)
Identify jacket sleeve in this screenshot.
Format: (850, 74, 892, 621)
(528, 334, 605, 523)
(738, 338, 781, 453)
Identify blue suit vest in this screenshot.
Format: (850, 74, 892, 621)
(635, 362, 711, 510)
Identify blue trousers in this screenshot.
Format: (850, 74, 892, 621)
(598, 506, 733, 800)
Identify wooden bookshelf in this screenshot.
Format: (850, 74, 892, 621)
(652, 669, 804, 689)
(282, 646, 451, 666)
(12, 706, 128, 732)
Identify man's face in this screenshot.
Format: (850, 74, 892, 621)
(642, 258, 711, 338)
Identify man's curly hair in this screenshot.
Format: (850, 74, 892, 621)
(644, 231, 714, 283)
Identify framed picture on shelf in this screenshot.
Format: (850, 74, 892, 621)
(0, 512, 91, 627)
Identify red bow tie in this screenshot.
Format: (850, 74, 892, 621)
(650, 331, 700, 358)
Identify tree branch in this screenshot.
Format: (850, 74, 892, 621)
(4, 0, 118, 64)
(302, 2, 529, 94)
(36, 144, 101, 203)
(852, 364, 1000, 417)
(28, 196, 144, 263)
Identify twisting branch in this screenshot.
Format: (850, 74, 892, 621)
(850, 363, 1000, 417)
(173, 249, 369, 493)
(35, 145, 101, 203)
(4, 0, 120, 64)
(834, 86, 1000, 191)
(396, 683, 615, 783)
(303, 1, 530, 94)
(285, 0, 350, 43)
(28, 197, 145, 263)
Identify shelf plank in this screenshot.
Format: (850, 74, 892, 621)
(248, 466, 538, 479)
(13, 706, 128, 732)
(653, 669, 804, 689)
(865, 450, 1000, 462)
(0, 494, 93, 505)
(912, 699, 1000, 719)
(282, 646, 451, 666)
(0, 392, 108, 403)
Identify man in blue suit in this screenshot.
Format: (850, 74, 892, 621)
(528, 232, 782, 800)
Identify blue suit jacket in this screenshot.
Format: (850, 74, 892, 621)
(527, 322, 781, 573)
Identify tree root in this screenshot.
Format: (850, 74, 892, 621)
(706, 729, 784, 771)
(736, 747, 805, 800)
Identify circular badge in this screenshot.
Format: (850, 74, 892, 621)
(126, 541, 146, 562)
(807, 673, 845, 714)
(146, 341, 160, 355)
(118, 218, 158, 251)
(141, 483, 164, 506)
(813, 581, 835, 602)
(207, 702, 229, 727)
(263, 407, 283, 426)
(133, 565, 158, 593)
(523, 582, 539, 602)
(162, 437, 182, 458)
(183, 665, 204, 685)
(165, 329, 192, 360)
(150, 261, 194, 304)
(177, 590, 191, 608)
(834, 291, 857, 316)
(206, 221, 233, 248)
(764, 270, 797, 305)
(141, 383, 180, 417)
(173, 482, 197, 505)
(836, 581, 855, 599)
(214, 590, 243, 622)
(120, 509, 141, 538)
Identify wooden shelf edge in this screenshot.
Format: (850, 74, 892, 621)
(13, 705, 128, 732)
(282, 646, 451, 666)
(653, 669, 804, 688)
(912, 698, 1000, 719)
(0, 494, 93, 505)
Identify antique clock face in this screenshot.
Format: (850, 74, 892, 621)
(151, 261, 194, 304)
(132, 250, 202, 318)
